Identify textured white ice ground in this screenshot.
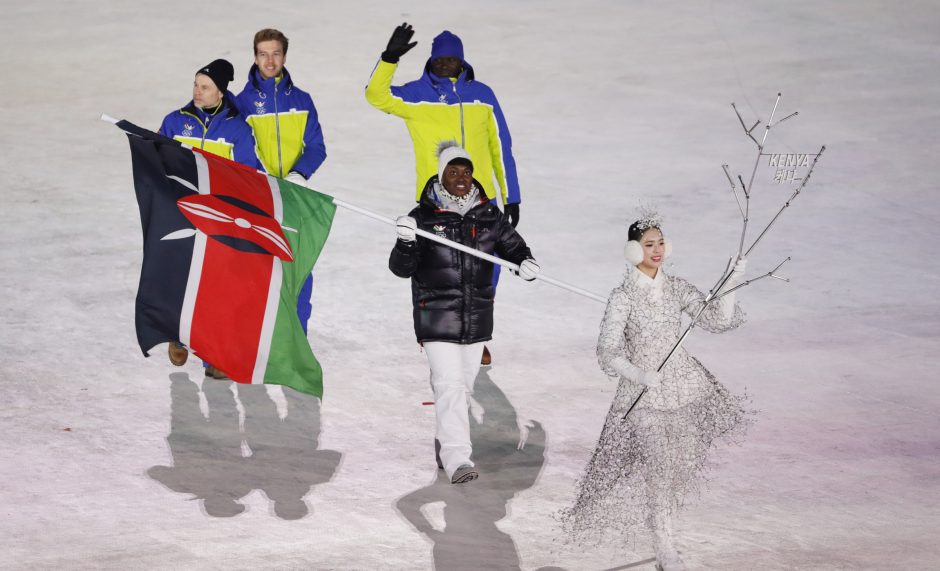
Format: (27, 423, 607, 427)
(2, 1, 938, 569)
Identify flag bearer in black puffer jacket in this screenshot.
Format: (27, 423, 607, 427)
(389, 142, 540, 484)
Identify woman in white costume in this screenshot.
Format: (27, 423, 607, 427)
(561, 215, 751, 571)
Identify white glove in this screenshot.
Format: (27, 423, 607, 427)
(610, 357, 660, 388)
(517, 258, 540, 281)
(730, 257, 747, 281)
(285, 171, 307, 187)
(637, 369, 662, 388)
(718, 256, 746, 319)
(396, 215, 417, 242)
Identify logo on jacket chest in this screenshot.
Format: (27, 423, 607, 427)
(253, 100, 266, 115)
(182, 123, 195, 137)
(432, 224, 447, 237)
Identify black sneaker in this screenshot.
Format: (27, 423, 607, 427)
(451, 465, 478, 484)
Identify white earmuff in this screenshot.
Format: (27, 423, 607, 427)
(624, 240, 643, 265)
(625, 237, 673, 265)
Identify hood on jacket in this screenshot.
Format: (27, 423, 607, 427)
(430, 30, 464, 61)
(247, 64, 296, 94)
(423, 59, 476, 84)
(182, 90, 241, 120)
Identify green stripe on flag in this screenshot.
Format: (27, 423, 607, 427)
(263, 179, 336, 397)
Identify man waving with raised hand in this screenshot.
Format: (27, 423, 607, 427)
(367, 23, 524, 365)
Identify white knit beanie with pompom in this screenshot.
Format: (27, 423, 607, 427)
(437, 140, 473, 183)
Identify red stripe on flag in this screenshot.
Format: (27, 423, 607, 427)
(194, 148, 275, 213)
(187, 152, 281, 382)
(190, 237, 273, 382)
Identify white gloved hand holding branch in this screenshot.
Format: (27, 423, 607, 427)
(611, 357, 663, 389)
(637, 369, 662, 388)
(718, 256, 747, 318)
(730, 257, 747, 282)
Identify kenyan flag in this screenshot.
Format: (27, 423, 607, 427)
(121, 120, 334, 397)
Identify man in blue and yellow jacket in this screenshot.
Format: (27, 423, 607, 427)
(235, 29, 327, 335)
(159, 58, 260, 374)
(236, 28, 327, 186)
(159, 59, 260, 170)
(366, 24, 522, 229)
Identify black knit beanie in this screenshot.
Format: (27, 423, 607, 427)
(196, 59, 235, 93)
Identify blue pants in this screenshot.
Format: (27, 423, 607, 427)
(297, 273, 314, 335)
(490, 198, 503, 290)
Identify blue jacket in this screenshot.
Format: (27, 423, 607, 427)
(366, 59, 520, 204)
(159, 94, 260, 169)
(235, 65, 327, 179)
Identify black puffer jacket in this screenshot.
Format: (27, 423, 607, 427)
(389, 177, 533, 344)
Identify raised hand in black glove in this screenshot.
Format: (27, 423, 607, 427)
(504, 203, 520, 228)
(382, 22, 418, 64)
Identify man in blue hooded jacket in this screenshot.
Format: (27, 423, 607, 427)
(160, 58, 259, 170)
(366, 24, 521, 228)
(367, 24, 523, 365)
(236, 28, 327, 336)
(160, 58, 261, 373)
(236, 28, 327, 185)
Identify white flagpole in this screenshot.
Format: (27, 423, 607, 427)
(102, 114, 607, 305)
(332, 198, 607, 304)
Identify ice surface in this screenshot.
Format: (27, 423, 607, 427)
(2, 1, 938, 569)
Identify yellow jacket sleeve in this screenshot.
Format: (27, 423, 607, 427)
(365, 61, 414, 119)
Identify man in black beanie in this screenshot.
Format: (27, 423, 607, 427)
(197, 59, 234, 95)
(159, 58, 261, 374)
(159, 58, 258, 169)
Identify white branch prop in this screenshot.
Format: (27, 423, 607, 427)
(622, 94, 825, 420)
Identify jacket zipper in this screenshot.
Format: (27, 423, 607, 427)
(273, 83, 283, 177)
(452, 82, 465, 147)
(181, 111, 208, 150)
(461, 218, 475, 342)
(201, 115, 212, 150)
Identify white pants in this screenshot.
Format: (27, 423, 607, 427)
(424, 341, 485, 478)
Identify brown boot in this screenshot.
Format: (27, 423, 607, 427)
(205, 366, 229, 380)
(168, 342, 188, 366)
(481, 346, 492, 366)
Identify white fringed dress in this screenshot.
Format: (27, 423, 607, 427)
(561, 264, 752, 542)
